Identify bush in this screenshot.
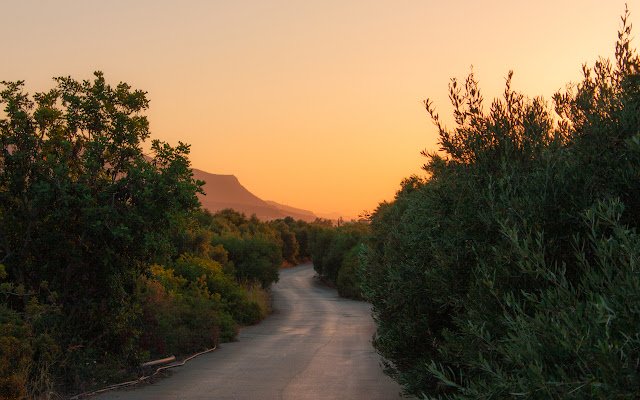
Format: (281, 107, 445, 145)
(0, 72, 201, 395)
(214, 236, 282, 289)
(430, 199, 640, 398)
(0, 305, 31, 400)
(0, 293, 63, 399)
(241, 282, 272, 318)
(362, 10, 640, 398)
(137, 265, 237, 358)
(336, 244, 364, 299)
(173, 254, 264, 325)
(309, 221, 369, 297)
(270, 219, 300, 265)
(309, 225, 334, 277)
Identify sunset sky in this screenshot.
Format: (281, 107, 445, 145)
(1, 1, 634, 218)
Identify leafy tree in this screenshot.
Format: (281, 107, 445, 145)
(308, 224, 334, 276)
(308, 221, 369, 297)
(213, 236, 282, 288)
(136, 265, 236, 357)
(336, 244, 364, 299)
(0, 72, 202, 391)
(172, 254, 262, 324)
(270, 219, 300, 264)
(362, 9, 640, 398)
(293, 221, 312, 260)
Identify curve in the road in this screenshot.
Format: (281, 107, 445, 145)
(97, 263, 403, 400)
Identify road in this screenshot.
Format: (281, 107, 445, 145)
(97, 263, 403, 400)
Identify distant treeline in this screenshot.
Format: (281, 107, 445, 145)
(357, 10, 640, 399)
(0, 73, 321, 399)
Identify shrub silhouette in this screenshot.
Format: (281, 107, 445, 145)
(362, 8, 640, 398)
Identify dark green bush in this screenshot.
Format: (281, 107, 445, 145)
(0, 72, 202, 395)
(362, 10, 640, 398)
(270, 218, 300, 265)
(428, 199, 640, 399)
(336, 244, 364, 299)
(309, 225, 334, 277)
(214, 236, 282, 289)
(0, 290, 63, 399)
(0, 305, 31, 400)
(309, 221, 369, 298)
(137, 265, 237, 358)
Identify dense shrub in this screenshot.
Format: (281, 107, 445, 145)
(0, 72, 202, 394)
(270, 218, 300, 265)
(362, 10, 640, 398)
(0, 273, 63, 400)
(0, 305, 32, 400)
(309, 221, 369, 298)
(214, 236, 282, 289)
(190, 209, 307, 288)
(173, 255, 263, 325)
(137, 265, 236, 357)
(336, 244, 365, 299)
(309, 224, 334, 277)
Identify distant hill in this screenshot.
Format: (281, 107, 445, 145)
(264, 200, 317, 221)
(192, 168, 318, 222)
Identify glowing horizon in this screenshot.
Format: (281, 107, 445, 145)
(1, 1, 633, 217)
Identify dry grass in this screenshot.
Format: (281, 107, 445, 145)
(241, 283, 272, 319)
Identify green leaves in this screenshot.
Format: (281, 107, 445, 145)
(0, 72, 202, 393)
(363, 9, 640, 399)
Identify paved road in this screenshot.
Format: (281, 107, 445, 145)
(98, 263, 403, 400)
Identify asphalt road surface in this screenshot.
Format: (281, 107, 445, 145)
(97, 263, 403, 400)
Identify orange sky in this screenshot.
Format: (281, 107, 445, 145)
(1, 1, 634, 218)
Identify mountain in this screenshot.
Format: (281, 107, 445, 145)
(192, 168, 318, 222)
(264, 200, 317, 221)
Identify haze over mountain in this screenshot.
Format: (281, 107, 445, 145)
(192, 168, 318, 221)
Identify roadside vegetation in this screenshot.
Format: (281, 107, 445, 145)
(4, 9, 638, 400)
(0, 74, 313, 399)
(308, 220, 369, 299)
(361, 10, 640, 398)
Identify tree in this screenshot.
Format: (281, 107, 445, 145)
(362, 9, 640, 398)
(270, 219, 299, 264)
(214, 236, 282, 288)
(0, 72, 202, 389)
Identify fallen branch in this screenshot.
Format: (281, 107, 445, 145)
(69, 346, 217, 400)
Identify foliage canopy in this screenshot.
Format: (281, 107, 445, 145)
(363, 9, 640, 399)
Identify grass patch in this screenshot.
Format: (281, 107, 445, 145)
(241, 283, 272, 320)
